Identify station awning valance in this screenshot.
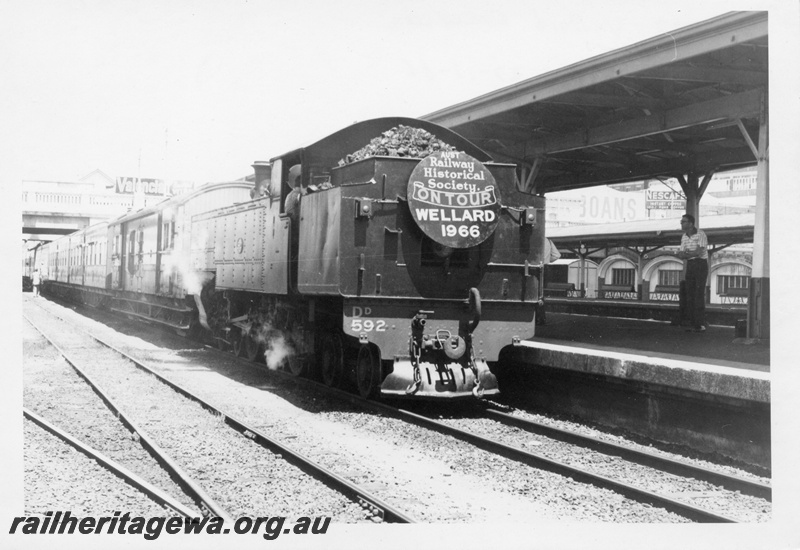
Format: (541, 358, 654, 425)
(547, 213, 754, 250)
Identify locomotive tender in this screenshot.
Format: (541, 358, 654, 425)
(31, 117, 547, 400)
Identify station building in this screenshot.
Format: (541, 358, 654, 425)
(543, 167, 756, 306)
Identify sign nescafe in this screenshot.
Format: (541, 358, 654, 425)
(407, 151, 500, 248)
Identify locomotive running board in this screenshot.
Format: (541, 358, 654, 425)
(380, 358, 499, 400)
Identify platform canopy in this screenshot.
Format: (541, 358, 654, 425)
(547, 213, 754, 250)
(423, 12, 767, 195)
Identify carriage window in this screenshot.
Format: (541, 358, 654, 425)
(128, 230, 137, 273)
(161, 221, 174, 250)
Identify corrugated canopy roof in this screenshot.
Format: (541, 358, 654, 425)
(423, 12, 767, 195)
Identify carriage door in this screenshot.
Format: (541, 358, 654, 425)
(81, 237, 87, 287)
(113, 227, 123, 289)
(155, 212, 174, 295)
(126, 226, 139, 290)
(155, 213, 163, 293)
(116, 224, 125, 289)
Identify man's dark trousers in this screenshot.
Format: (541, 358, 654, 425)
(685, 258, 708, 328)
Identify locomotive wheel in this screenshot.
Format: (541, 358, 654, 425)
(286, 356, 306, 377)
(216, 330, 229, 351)
(356, 344, 381, 400)
(231, 329, 245, 357)
(187, 319, 204, 342)
(319, 333, 343, 388)
(244, 333, 262, 362)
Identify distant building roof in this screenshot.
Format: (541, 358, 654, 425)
(78, 169, 115, 187)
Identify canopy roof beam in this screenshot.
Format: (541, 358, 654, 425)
(523, 88, 763, 157)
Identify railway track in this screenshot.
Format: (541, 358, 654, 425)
(479, 406, 771, 501)
(278, 381, 771, 523)
(25, 296, 770, 522)
(24, 408, 198, 518)
(188, 338, 771, 523)
(24, 313, 234, 521)
(23, 304, 414, 523)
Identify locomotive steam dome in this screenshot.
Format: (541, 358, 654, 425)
(407, 150, 500, 248)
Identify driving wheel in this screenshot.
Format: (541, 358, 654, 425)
(319, 333, 343, 388)
(232, 329, 245, 357)
(244, 332, 262, 362)
(356, 344, 381, 399)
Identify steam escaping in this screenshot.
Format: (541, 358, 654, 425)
(264, 333, 294, 371)
(164, 252, 212, 295)
(160, 225, 212, 295)
(245, 322, 295, 371)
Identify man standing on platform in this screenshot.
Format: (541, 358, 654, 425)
(32, 269, 41, 298)
(676, 214, 708, 333)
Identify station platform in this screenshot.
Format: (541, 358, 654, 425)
(506, 312, 770, 467)
(517, 312, 769, 403)
(534, 312, 769, 370)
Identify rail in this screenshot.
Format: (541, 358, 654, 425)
(48, 318, 416, 524)
(256, 372, 745, 523)
(23, 408, 199, 518)
(482, 407, 770, 500)
(27, 303, 416, 523)
(23, 313, 232, 521)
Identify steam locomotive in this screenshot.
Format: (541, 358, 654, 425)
(29, 117, 547, 400)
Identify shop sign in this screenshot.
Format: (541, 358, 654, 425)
(115, 177, 167, 196)
(646, 189, 685, 210)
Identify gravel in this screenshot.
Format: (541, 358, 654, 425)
(24, 418, 170, 516)
(23, 295, 770, 523)
(499, 406, 771, 482)
(23, 300, 367, 523)
(432, 415, 770, 522)
(23, 320, 201, 514)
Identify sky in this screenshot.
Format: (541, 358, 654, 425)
(0, 0, 774, 186)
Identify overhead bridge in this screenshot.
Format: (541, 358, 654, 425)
(22, 188, 135, 241)
(23, 212, 92, 238)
